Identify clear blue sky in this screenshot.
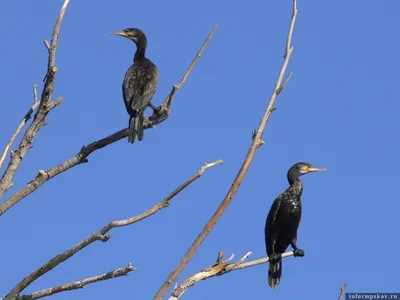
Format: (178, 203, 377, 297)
(1, 1, 399, 299)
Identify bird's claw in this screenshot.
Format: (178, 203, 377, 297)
(293, 249, 305, 257)
(152, 107, 161, 115)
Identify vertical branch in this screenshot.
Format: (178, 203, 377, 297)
(153, 1, 298, 298)
(0, 0, 69, 198)
(48, 0, 70, 72)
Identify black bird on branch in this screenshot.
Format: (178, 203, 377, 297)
(265, 162, 325, 289)
(110, 28, 159, 143)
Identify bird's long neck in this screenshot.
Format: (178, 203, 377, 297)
(134, 38, 147, 62)
(288, 176, 303, 196)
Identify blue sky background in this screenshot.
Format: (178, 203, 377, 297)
(1, 0, 399, 299)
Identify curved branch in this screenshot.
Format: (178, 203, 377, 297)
(154, 1, 299, 298)
(169, 251, 295, 299)
(0, 0, 70, 198)
(13, 264, 135, 300)
(0, 25, 217, 217)
(46, 0, 70, 74)
(3, 160, 222, 300)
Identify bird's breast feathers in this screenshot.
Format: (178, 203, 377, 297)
(122, 61, 159, 110)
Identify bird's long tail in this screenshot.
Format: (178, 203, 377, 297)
(268, 257, 282, 289)
(128, 112, 144, 143)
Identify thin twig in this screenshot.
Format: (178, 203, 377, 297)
(151, 24, 218, 120)
(0, 25, 217, 217)
(3, 160, 222, 300)
(0, 85, 40, 170)
(276, 72, 293, 95)
(43, 40, 51, 51)
(9, 264, 135, 300)
(169, 251, 295, 299)
(154, 1, 298, 298)
(338, 283, 348, 300)
(0, 0, 70, 198)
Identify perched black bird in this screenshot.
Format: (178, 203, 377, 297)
(110, 28, 159, 143)
(265, 162, 325, 289)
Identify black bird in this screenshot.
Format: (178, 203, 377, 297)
(265, 162, 325, 289)
(110, 28, 159, 143)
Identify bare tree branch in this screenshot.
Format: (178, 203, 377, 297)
(0, 85, 40, 170)
(3, 160, 222, 300)
(154, 1, 299, 298)
(43, 40, 51, 51)
(0, 0, 71, 198)
(0, 25, 217, 217)
(338, 283, 348, 300)
(149, 25, 218, 122)
(169, 251, 295, 299)
(46, 0, 70, 78)
(276, 72, 293, 95)
(8, 264, 136, 300)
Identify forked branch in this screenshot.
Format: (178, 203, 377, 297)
(0, 85, 40, 170)
(169, 251, 296, 299)
(154, 1, 298, 298)
(0, 0, 70, 198)
(3, 160, 222, 300)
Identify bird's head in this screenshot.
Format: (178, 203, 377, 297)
(110, 28, 146, 45)
(287, 162, 326, 183)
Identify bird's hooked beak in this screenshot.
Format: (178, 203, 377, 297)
(110, 31, 129, 38)
(306, 166, 326, 173)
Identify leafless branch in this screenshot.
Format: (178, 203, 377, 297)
(10, 264, 135, 300)
(169, 251, 295, 299)
(150, 24, 218, 122)
(43, 40, 51, 51)
(338, 283, 348, 300)
(47, 0, 70, 75)
(3, 160, 222, 300)
(0, 25, 217, 217)
(154, 1, 298, 298)
(0, 0, 70, 198)
(0, 85, 40, 170)
(276, 72, 293, 95)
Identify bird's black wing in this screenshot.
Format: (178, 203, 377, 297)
(265, 194, 283, 256)
(122, 60, 159, 113)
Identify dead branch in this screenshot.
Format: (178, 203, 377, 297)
(154, 1, 298, 298)
(3, 160, 222, 300)
(0, 0, 70, 198)
(0, 85, 40, 170)
(46, 0, 70, 76)
(338, 283, 348, 300)
(149, 25, 218, 122)
(169, 251, 295, 299)
(0, 25, 217, 217)
(11, 264, 135, 300)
